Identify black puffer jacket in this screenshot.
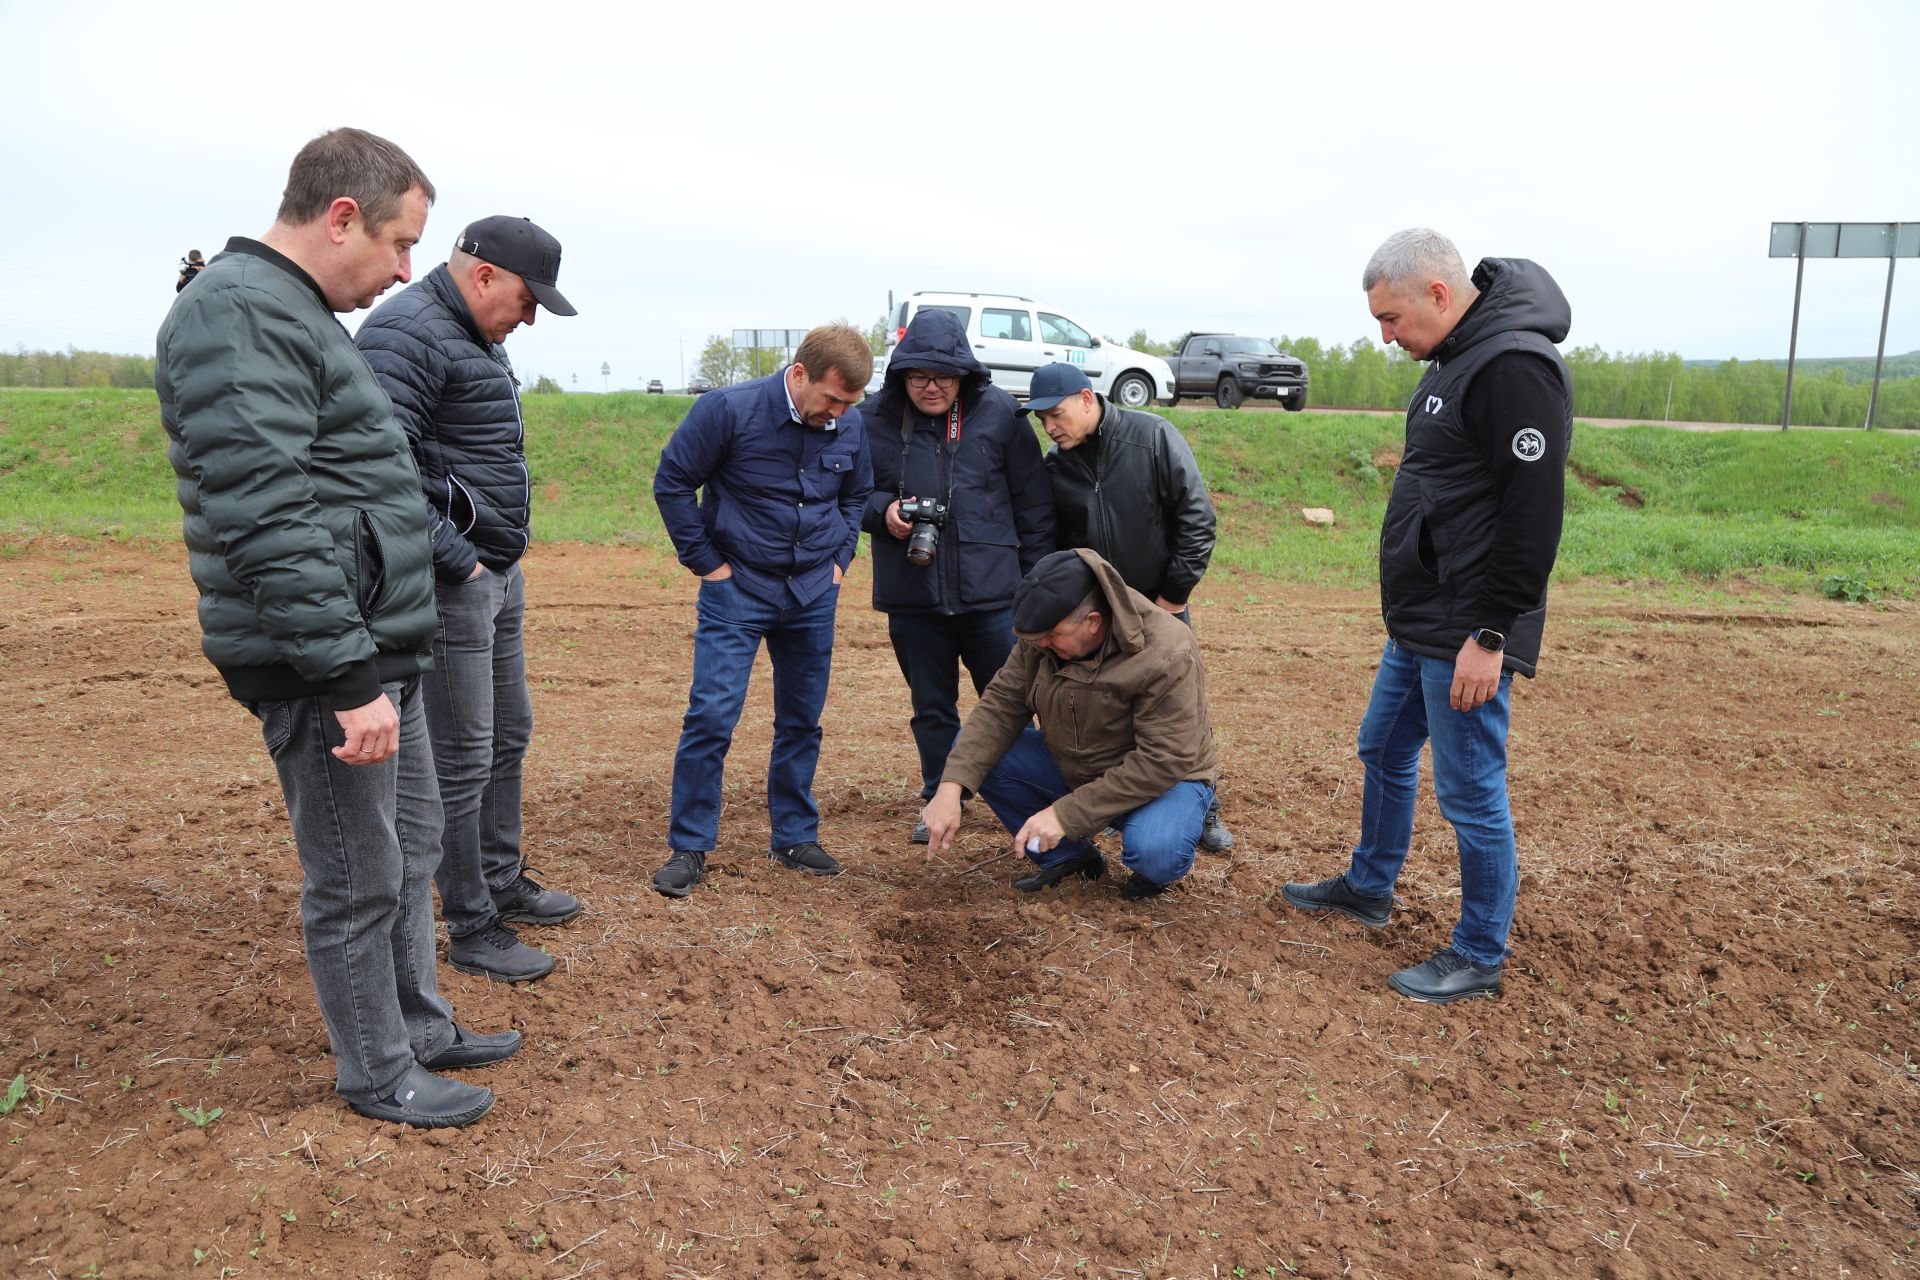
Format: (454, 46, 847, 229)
(860, 310, 1054, 614)
(1044, 399, 1216, 605)
(356, 265, 529, 583)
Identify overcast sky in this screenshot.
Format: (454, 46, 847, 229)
(2, 0, 1914, 391)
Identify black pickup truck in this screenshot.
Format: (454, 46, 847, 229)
(1166, 334, 1309, 410)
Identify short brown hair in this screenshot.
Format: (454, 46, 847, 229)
(792, 325, 874, 391)
(275, 127, 435, 232)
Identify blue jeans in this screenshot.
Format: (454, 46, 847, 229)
(974, 728, 1212, 887)
(886, 608, 1016, 800)
(424, 563, 534, 937)
(670, 575, 839, 852)
(247, 678, 457, 1101)
(1347, 639, 1516, 967)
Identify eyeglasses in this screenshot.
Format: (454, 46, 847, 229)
(904, 372, 959, 389)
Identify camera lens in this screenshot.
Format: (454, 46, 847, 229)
(907, 523, 938, 566)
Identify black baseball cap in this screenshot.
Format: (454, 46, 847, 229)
(455, 216, 577, 316)
(1023, 362, 1092, 411)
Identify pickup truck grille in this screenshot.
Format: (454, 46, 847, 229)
(1257, 362, 1306, 379)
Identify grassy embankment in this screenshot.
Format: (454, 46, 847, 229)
(3, 387, 1917, 600)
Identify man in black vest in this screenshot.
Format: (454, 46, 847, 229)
(1283, 228, 1572, 1004)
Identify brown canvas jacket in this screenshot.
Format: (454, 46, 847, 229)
(940, 549, 1217, 836)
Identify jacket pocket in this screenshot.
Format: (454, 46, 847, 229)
(805, 450, 855, 502)
(356, 510, 388, 613)
(447, 475, 480, 535)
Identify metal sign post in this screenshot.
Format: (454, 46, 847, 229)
(1769, 221, 1919, 430)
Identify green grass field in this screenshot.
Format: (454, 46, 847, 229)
(4, 388, 1917, 599)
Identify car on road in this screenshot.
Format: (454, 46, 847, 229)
(687, 376, 718, 394)
(884, 291, 1174, 408)
(1166, 334, 1309, 410)
(646, 379, 664, 394)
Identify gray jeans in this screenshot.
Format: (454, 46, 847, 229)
(249, 678, 456, 1100)
(425, 563, 534, 937)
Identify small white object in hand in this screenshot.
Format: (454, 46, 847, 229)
(1025, 837, 1041, 854)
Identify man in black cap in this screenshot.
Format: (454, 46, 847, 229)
(357, 216, 582, 985)
(1025, 362, 1233, 855)
(921, 548, 1217, 899)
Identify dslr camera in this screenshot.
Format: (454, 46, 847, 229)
(897, 496, 949, 567)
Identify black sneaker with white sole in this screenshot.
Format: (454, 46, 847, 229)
(769, 841, 841, 876)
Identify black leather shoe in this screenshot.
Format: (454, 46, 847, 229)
(1388, 948, 1502, 1004)
(1198, 803, 1234, 853)
(1281, 873, 1392, 929)
(769, 841, 842, 876)
(421, 1024, 522, 1070)
(653, 850, 707, 898)
(346, 1065, 493, 1129)
(1011, 848, 1105, 892)
(448, 922, 555, 983)
(493, 869, 583, 926)
(1119, 872, 1168, 900)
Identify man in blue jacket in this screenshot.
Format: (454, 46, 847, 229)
(1283, 228, 1573, 1004)
(651, 326, 875, 897)
(357, 216, 583, 985)
(861, 310, 1054, 843)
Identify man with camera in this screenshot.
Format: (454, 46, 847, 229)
(1027, 362, 1233, 854)
(651, 325, 875, 898)
(921, 549, 1216, 900)
(861, 310, 1054, 843)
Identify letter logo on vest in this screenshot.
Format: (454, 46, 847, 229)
(1426, 395, 1444, 414)
(1511, 428, 1546, 462)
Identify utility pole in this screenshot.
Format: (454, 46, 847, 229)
(600, 361, 610, 394)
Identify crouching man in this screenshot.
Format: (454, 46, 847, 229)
(920, 549, 1216, 899)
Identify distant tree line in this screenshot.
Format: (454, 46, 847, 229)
(2, 347, 156, 389)
(1117, 330, 1920, 429)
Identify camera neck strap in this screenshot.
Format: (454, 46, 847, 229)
(895, 400, 962, 507)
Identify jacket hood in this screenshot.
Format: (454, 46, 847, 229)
(1433, 258, 1571, 363)
(875, 309, 990, 406)
(1076, 547, 1153, 657)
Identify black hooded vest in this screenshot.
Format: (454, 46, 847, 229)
(1378, 258, 1572, 676)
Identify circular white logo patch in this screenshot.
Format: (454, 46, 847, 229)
(1511, 428, 1546, 462)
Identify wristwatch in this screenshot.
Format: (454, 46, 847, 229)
(1471, 628, 1506, 653)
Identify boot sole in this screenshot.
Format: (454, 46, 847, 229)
(449, 956, 555, 984)
(1280, 886, 1390, 929)
(1387, 976, 1501, 1004)
(497, 904, 584, 926)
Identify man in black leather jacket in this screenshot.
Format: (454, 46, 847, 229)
(357, 215, 583, 985)
(1027, 362, 1233, 853)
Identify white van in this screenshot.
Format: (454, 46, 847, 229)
(885, 291, 1174, 408)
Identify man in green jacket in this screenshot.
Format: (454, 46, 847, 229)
(155, 128, 515, 1129)
(921, 549, 1218, 899)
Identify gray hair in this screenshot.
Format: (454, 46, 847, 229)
(1362, 228, 1471, 294)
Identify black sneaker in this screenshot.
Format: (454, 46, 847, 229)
(346, 1065, 493, 1129)
(1119, 872, 1168, 900)
(1198, 803, 1234, 854)
(493, 869, 582, 926)
(1011, 848, 1105, 892)
(653, 850, 707, 898)
(769, 841, 842, 876)
(1388, 948, 1502, 1004)
(448, 922, 556, 984)
(1281, 873, 1392, 929)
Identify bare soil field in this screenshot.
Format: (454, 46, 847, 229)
(3, 542, 1916, 1280)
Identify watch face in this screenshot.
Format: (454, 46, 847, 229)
(1475, 629, 1505, 652)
